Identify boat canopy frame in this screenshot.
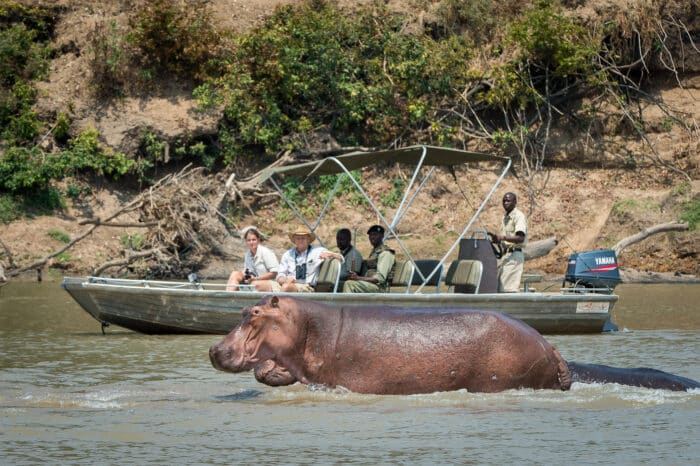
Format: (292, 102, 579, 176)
(258, 145, 512, 293)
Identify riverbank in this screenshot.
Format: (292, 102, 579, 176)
(1, 0, 698, 282)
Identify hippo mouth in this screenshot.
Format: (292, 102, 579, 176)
(209, 325, 264, 373)
(254, 360, 297, 386)
(209, 342, 252, 373)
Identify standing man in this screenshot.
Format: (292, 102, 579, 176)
(336, 228, 363, 281)
(489, 192, 527, 292)
(273, 225, 342, 292)
(343, 225, 395, 293)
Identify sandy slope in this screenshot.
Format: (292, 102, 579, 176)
(3, 0, 698, 281)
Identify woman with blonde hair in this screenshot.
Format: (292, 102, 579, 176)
(226, 226, 279, 291)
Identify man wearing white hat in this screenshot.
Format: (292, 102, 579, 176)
(273, 225, 342, 292)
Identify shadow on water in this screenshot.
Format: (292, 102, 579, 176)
(214, 389, 265, 401)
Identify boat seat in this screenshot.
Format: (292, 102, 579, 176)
(314, 258, 342, 293)
(411, 259, 443, 292)
(445, 259, 483, 294)
(389, 260, 415, 294)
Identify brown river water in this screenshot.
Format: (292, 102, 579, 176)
(1, 281, 698, 465)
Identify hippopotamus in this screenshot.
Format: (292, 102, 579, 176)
(209, 296, 700, 395)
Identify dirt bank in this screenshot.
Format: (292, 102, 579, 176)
(2, 0, 698, 282)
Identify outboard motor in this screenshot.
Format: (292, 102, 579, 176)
(564, 249, 621, 292)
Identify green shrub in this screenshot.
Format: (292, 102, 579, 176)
(680, 199, 700, 231)
(23, 186, 65, 212)
(0, 1, 57, 41)
(120, 232, 145, 250)
(0, 193, 19, 222)
(317, 170, 362, 199)
(485, 0, 598, 108)
(0, 4, 53, 145)
(48, 228, 70, 243)
(199, 0, 476, 156)
(0, 22, 50, 85)
(127, 0, 225, 80)
(0, 146, 57, 193)
(88, 20, 130, 97)
(58, 128, 135, 178)
(381, 178, 407, 208)
(0, 79, 42, 145)
(53, 111, 70, 143)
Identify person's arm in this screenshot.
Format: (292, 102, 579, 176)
(492, 231, 525, 244)
(276, 251, 293, 284)
(350, 249, 363, 273)
(319, 250, 343, 262)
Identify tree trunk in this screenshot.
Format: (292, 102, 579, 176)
(524, 237, 558, 260)
(613, 221, 689, 255)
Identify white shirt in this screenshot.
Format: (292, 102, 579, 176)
(277, 245, 330, 285)
(244, 244, 279, 277)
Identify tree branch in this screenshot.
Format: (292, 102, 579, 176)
(613, 221, 689, 255)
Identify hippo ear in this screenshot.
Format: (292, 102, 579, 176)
(271, 296, 279, 308)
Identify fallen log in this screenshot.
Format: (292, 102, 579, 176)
(621, 268, 699, 284)
(613, 221, 689, 255)
(524, 237, 558, 260)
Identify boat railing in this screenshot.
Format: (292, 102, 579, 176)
(86, 276, 229, 291)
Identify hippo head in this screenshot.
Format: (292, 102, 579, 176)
(209, 296, 302, 386)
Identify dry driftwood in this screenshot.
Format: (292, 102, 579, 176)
(613, 221, 689, 255)
(524, 237, 558, 260)
(4, 165, 239, 280)
(6, 191, 149, 279)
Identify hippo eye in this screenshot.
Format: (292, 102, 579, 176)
(253, 309, 260, 315)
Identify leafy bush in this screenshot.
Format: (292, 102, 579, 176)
(0, 146, 57, 193)
(485, 0, 598, 108)
(58, 128, 135, 178)
(380, 178, 407, 208)
(0, 193, 19, 222)
(23, 185, 64, 212)
(199, 0, 475, 156)
(0, 1, 56, 41)
(53, 111, 70, 143)
(88, 20, 129, 97)
(127, 0, 225, 80)
(48, 228, 70, 243)
(120, 232, 145, 250)
(680, 199, 700, 231)
(0, 3, 53, 145)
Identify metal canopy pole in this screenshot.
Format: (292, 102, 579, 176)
(415, 157, 512, 293)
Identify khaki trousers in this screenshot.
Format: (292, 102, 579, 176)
(498, 250, 524, 293)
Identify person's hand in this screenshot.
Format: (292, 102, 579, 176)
(347, 271, 358, 281)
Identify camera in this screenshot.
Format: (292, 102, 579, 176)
(244, 269, 253, 281)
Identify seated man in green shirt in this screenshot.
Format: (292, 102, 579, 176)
(343, 225, 395, 293)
